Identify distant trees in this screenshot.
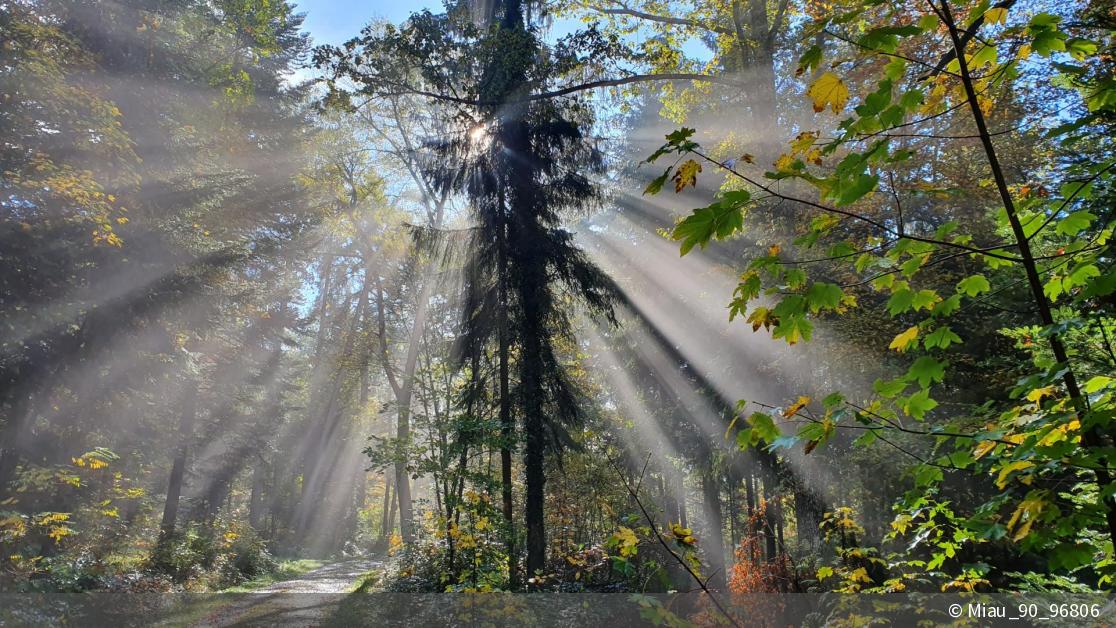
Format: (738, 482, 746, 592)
(318, 0, 621, 583)
(643, 0, 1116, 591)
(0, 0, 351, 585)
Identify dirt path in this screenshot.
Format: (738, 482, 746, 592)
(193, 558, 381, 627)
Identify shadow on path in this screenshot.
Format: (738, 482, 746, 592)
(196, 558, 381, 627)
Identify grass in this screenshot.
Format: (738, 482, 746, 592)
(151, 559, 330, 627)
(219, 558, 326, 592)
(349, 568, 382, 593)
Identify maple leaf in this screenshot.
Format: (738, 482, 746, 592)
(784, 395, 811, 417)
(808, 72, 850, 114)
(889, 325, 919, 352)
(673, 159, 701, 192)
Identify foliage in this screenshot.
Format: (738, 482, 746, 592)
(643, 0, 1116, 590)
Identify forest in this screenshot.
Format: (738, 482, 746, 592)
(1, 0, 1115, 624)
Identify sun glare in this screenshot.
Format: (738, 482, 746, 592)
(468, 122, 489, 147)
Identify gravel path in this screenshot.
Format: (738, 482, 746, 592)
(195, 559, 381, 627)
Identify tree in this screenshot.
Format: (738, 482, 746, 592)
(645, 0, 1116, 588)
(318, 0, 621, 583)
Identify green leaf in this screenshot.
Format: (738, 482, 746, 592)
(924, 326, 962, 349)
(1059, 180, 1094, 202)
(887, 288, 915, 315)
(784, 267, 807, 289)
(748, 412, 780, 445)
(1066, 38, 1098, 61)
(903, 388, 939, 419)
(874, 377, 908, 398)
(832, 174, 879, 206)
(773, 313, 813, 345)
(907, 356, 946, 387)
(853, 430, 879, 447)
(805, 282, 844, 313)
(1064, 263, 1100, 290)
(1082, 269, 1116, 298)
(643, 169, 670, 195)
(1054, 210, 1096, 236)
(911, 289, 940, 311)
(948, 449, 974, 469)
(1084, 375, 1113, 393)
(671, 194, 747, 255)
(736, 428, 756, 449)
(1032, 28, 1067, 56)
(884, 58, 907, 81)
(665, 127, 696, 147)
(914, 464, 943, 487)
(932, 294, 962, 317)
(957, 274, 991, 297)
(797, 44, 823, 76)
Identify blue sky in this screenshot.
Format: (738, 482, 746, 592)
(293, 1, 605, 48)
(293, 0, 440, 46)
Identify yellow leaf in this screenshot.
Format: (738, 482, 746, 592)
(973, 440, 996, 460)
(784, 395, 811, 417)
(1026, 386, 1055, 403)
(984, 7, 1007, 24)
(790, 131, 818, 154)
(807, 72, 849, 114)
(723, 414, 740, 440)
(889, 326, 919, 352)
(673, 160, 702, 192)
(746, 307, 776, 332)
(1006, 492, 1048, 541)
(996, 460, 1035, 489)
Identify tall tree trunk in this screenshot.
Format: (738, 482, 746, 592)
(497, 207, 517, 587)
(249, 457, 268, 531)
(379, 474, 394, 541)
(700, 467, 727, 590)
(159, 379, 198, 541)
(762, 468, 778, 562)
(385, 478, 398, 537)
(793, 479, 823, 551)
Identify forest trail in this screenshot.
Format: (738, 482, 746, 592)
(196, 558, 381, 627)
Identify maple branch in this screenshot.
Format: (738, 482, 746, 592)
(918, 0, 1019, 82)
(357, 73, 745, 107)
(769, 0, 792, 47)
(608, 453, 743, 628)
(582, 1, 733, 35)
(689, 148, 1023, 262)
(1024, 160, 1116, 242)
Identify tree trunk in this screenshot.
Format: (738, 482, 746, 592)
(762, 469, 778, 562)
(159, 379, 198, 541)
(379, 474, 394, 540)
(700, 467, 727, 590)
(249, 457, 268, 531)
(497, 211, 517, 587)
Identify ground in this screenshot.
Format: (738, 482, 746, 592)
(194, 559, 381, 627)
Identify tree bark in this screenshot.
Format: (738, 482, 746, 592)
(700, 467, 727, 590)
(497, 198, 517, 586)
(159, 379, 198, 541)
